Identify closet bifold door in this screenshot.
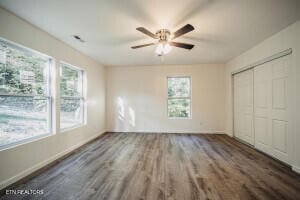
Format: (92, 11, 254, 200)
(233, 69, 254, 145)
(254, 54, 292, 164)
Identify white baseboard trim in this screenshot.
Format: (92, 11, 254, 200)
(0, 130, 106, 190)
(107, 130, 226, 134)
(225, 132, 233, 137)
(292, 165, 300, 174)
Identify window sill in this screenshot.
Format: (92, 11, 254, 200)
(0, 132, 53, 152)
(60, 123, 85, 133)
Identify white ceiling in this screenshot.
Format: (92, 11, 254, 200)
(0, 0, 300, 66)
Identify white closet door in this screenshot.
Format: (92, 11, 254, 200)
(254, 55, 292, 164)
(253, 63, 272, 154)
(234, 69, 254, 145)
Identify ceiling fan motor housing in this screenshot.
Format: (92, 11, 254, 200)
(156, 29, 171, 42)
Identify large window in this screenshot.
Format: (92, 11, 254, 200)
(60, 62, 85, 130)
(0, 38, 52, 148)
(167, 77, 191, 118)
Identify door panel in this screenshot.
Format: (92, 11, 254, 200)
(254, 63, 271, 154)
(233, 69, 254, 145)
(254, 55, 292, 164)
(272, 119, 287, 154)
(270, 56, 291, 163)
(244, 114, 253, 142)
(272, 78, 286, 109)
(255, 117, 268, 145)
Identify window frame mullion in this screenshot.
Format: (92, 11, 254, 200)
(0, 94, 50, 98)
(167, 96, 190, 100)
(60, 96, 83, 100)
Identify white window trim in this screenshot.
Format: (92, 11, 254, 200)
(59, 61, 86, 132)
(0, 37, 54, 151)
(167, 76, 192, 119)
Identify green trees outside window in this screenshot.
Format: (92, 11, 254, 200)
(167, 77, 191, 118)
(60, 63, 84, 129)
(0, 39, 52, 148)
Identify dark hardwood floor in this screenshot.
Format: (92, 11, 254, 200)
(1, 133, 300, 200)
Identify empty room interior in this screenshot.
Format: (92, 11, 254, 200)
(0, 0, 300, 199)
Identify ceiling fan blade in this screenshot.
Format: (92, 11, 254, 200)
(131, 43, 155, 49)
(136, 27, 157, 39)
(169, 42, 194, 50)
(172, 24, 194, 39)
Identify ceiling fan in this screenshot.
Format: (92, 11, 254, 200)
(131, 24, 195, 56)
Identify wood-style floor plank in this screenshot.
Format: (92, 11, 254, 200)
(1, 133, 300, 200)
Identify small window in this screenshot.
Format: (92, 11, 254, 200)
(0, 38, 53, 149)
(167, 77, 191, 118)
(60, 62, 85, 130)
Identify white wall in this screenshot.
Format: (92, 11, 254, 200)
(0, 8, 106, 189)
(106, 64, 225, 133)
(224, 20, 300, 173)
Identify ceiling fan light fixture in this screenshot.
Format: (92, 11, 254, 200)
(155, 43, 172, 56)
(155, 43, 164, 55)
(163, 43, 172, 54)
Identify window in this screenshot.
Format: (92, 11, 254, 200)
(60, 62, 85, 130)
(0, 38, 52, 149)
(167, 77, 191, 118)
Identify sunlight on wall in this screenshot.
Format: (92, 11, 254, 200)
(117, 97, 125, 121)
(129, 107, 135, 127)
(115, 97, 136, 131)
